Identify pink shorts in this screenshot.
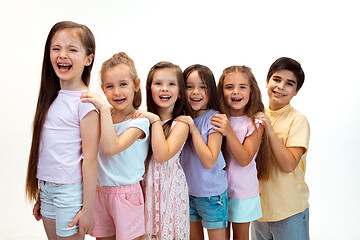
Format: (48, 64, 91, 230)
(91, 182, 145, 239)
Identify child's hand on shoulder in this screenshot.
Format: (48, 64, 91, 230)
(211, 114, 232, 136)
(255, 112, 272, 131)
(175, 116, 196, 133)
(80, 90, 109, 112)
(133, 110, 159, 124)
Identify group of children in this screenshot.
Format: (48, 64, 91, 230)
(25, 21, 310, 240)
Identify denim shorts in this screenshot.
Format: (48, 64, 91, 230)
(189, 190, 228, 229)
(39, 180, 83, 237)
(251, 208, 309, 240)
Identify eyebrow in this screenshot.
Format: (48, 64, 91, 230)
(272, 75, 297, 85)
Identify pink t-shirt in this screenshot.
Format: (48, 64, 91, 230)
(225, 115, 262, 199)
(37, 90, 97, 184)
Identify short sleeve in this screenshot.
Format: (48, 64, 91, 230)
(286, 115, 310, 152)
(79, 101, 98, 121)
(246, 119, 264, 137)
(207, 110, 219, 135)
(128, 117, 150, 140)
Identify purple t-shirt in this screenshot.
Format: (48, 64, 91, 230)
(225, 116, 262, 199)
(180, 109, 227, 197)
(37, 90, 97, 184)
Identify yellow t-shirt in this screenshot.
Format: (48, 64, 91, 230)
(258, 104, 310, 222)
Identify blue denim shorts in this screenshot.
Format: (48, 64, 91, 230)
(39, 180, 83, 237)
(251, 208, 309, 240)
(189, 190, 228, 229)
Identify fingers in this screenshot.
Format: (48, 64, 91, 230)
(68, 215, 79, 228)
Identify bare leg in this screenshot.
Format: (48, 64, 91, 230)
(190, 221, 204, 240)
(232, 222, 250, 240)
(42, 217, 57, 240)
(226, 223, 231, 240)
(207, 227, 226, 240)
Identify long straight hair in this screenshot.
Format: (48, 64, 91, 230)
(183, 64, 221, 116)
(146, 61, 191, 136)
(25, 21, 96, 202)
(217, 65, 272, 180)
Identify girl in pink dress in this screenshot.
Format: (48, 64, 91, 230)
(135, 61, 191, 239)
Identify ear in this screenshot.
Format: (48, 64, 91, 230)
(135, 78, 140, 91)
(85, 54, 94, 66)
(266, 79, 269, 88)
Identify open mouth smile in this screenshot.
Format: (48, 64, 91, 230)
(273, 90, 285, 97)
(57, 63, 72, 72)
(231, 97, 243, 103)
(159, 95, 171, 101)
(114, 98, 126, 104)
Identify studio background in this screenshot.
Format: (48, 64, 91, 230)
(1, 0, 359, 239)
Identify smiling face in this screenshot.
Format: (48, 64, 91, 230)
(185, 71, 209, 116)
(223, 72, 250, 116)
(151, 68, 180, 115)
(102, 64, 138, 113)
(50, 29, 93, 89)
(267, 69, 298, 111)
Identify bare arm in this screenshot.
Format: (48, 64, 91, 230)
(211, 114, 264, 167)
(81, 91, 145, 156)
(177, 116, 222, 169)
(256, 112, 305, 173)
(69, 110, 100, 235)
(134, 110, 190, 163)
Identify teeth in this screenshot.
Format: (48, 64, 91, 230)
(114, 98, 125, 103)
(160, 96, 171, 99)
(191, 99, 201, 102)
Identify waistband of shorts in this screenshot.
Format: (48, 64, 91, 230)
(96, 182, 141, 194)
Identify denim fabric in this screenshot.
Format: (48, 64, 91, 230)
(251, 208, 309, 240)
(40, 180, 83, 237)
(189, 190, 228, 229)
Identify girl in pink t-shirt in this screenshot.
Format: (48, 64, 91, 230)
(211, 66, 271, 240)
(25, 21, 100, 239)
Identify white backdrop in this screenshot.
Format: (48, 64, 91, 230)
(1, 0, 359, 239)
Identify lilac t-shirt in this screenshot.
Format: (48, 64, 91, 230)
(180, 109, 227, 197)
(37, 90, 97, 184)
(225, 115, 262, 199)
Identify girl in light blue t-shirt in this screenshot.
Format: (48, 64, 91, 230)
(81, 52, 149, 240)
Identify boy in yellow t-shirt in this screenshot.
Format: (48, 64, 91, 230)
(252, 57, 310, 240)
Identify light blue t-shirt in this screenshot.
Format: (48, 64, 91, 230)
(97, 117, 150, 186)
(180, 109, 227, 197)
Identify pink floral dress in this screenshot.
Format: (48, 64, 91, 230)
(144, 121, 190, 240)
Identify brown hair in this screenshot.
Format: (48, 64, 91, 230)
(146, 61, 191, 136)
(100, 52, 141, 108)
(266, 57, 305, 91)
(26, 21, 96, 202)
(183, 64, 221, 116)
(217, 65, 272, 180)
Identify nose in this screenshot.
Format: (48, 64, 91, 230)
(233, 87, 240, 94)
(59, 50, 68, 59)
(277, 82, 285, 90)
(160, 85, 168, 92)
(114, 86, 121, 95)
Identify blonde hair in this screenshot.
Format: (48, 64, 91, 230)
(100, 52, 141, 108)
